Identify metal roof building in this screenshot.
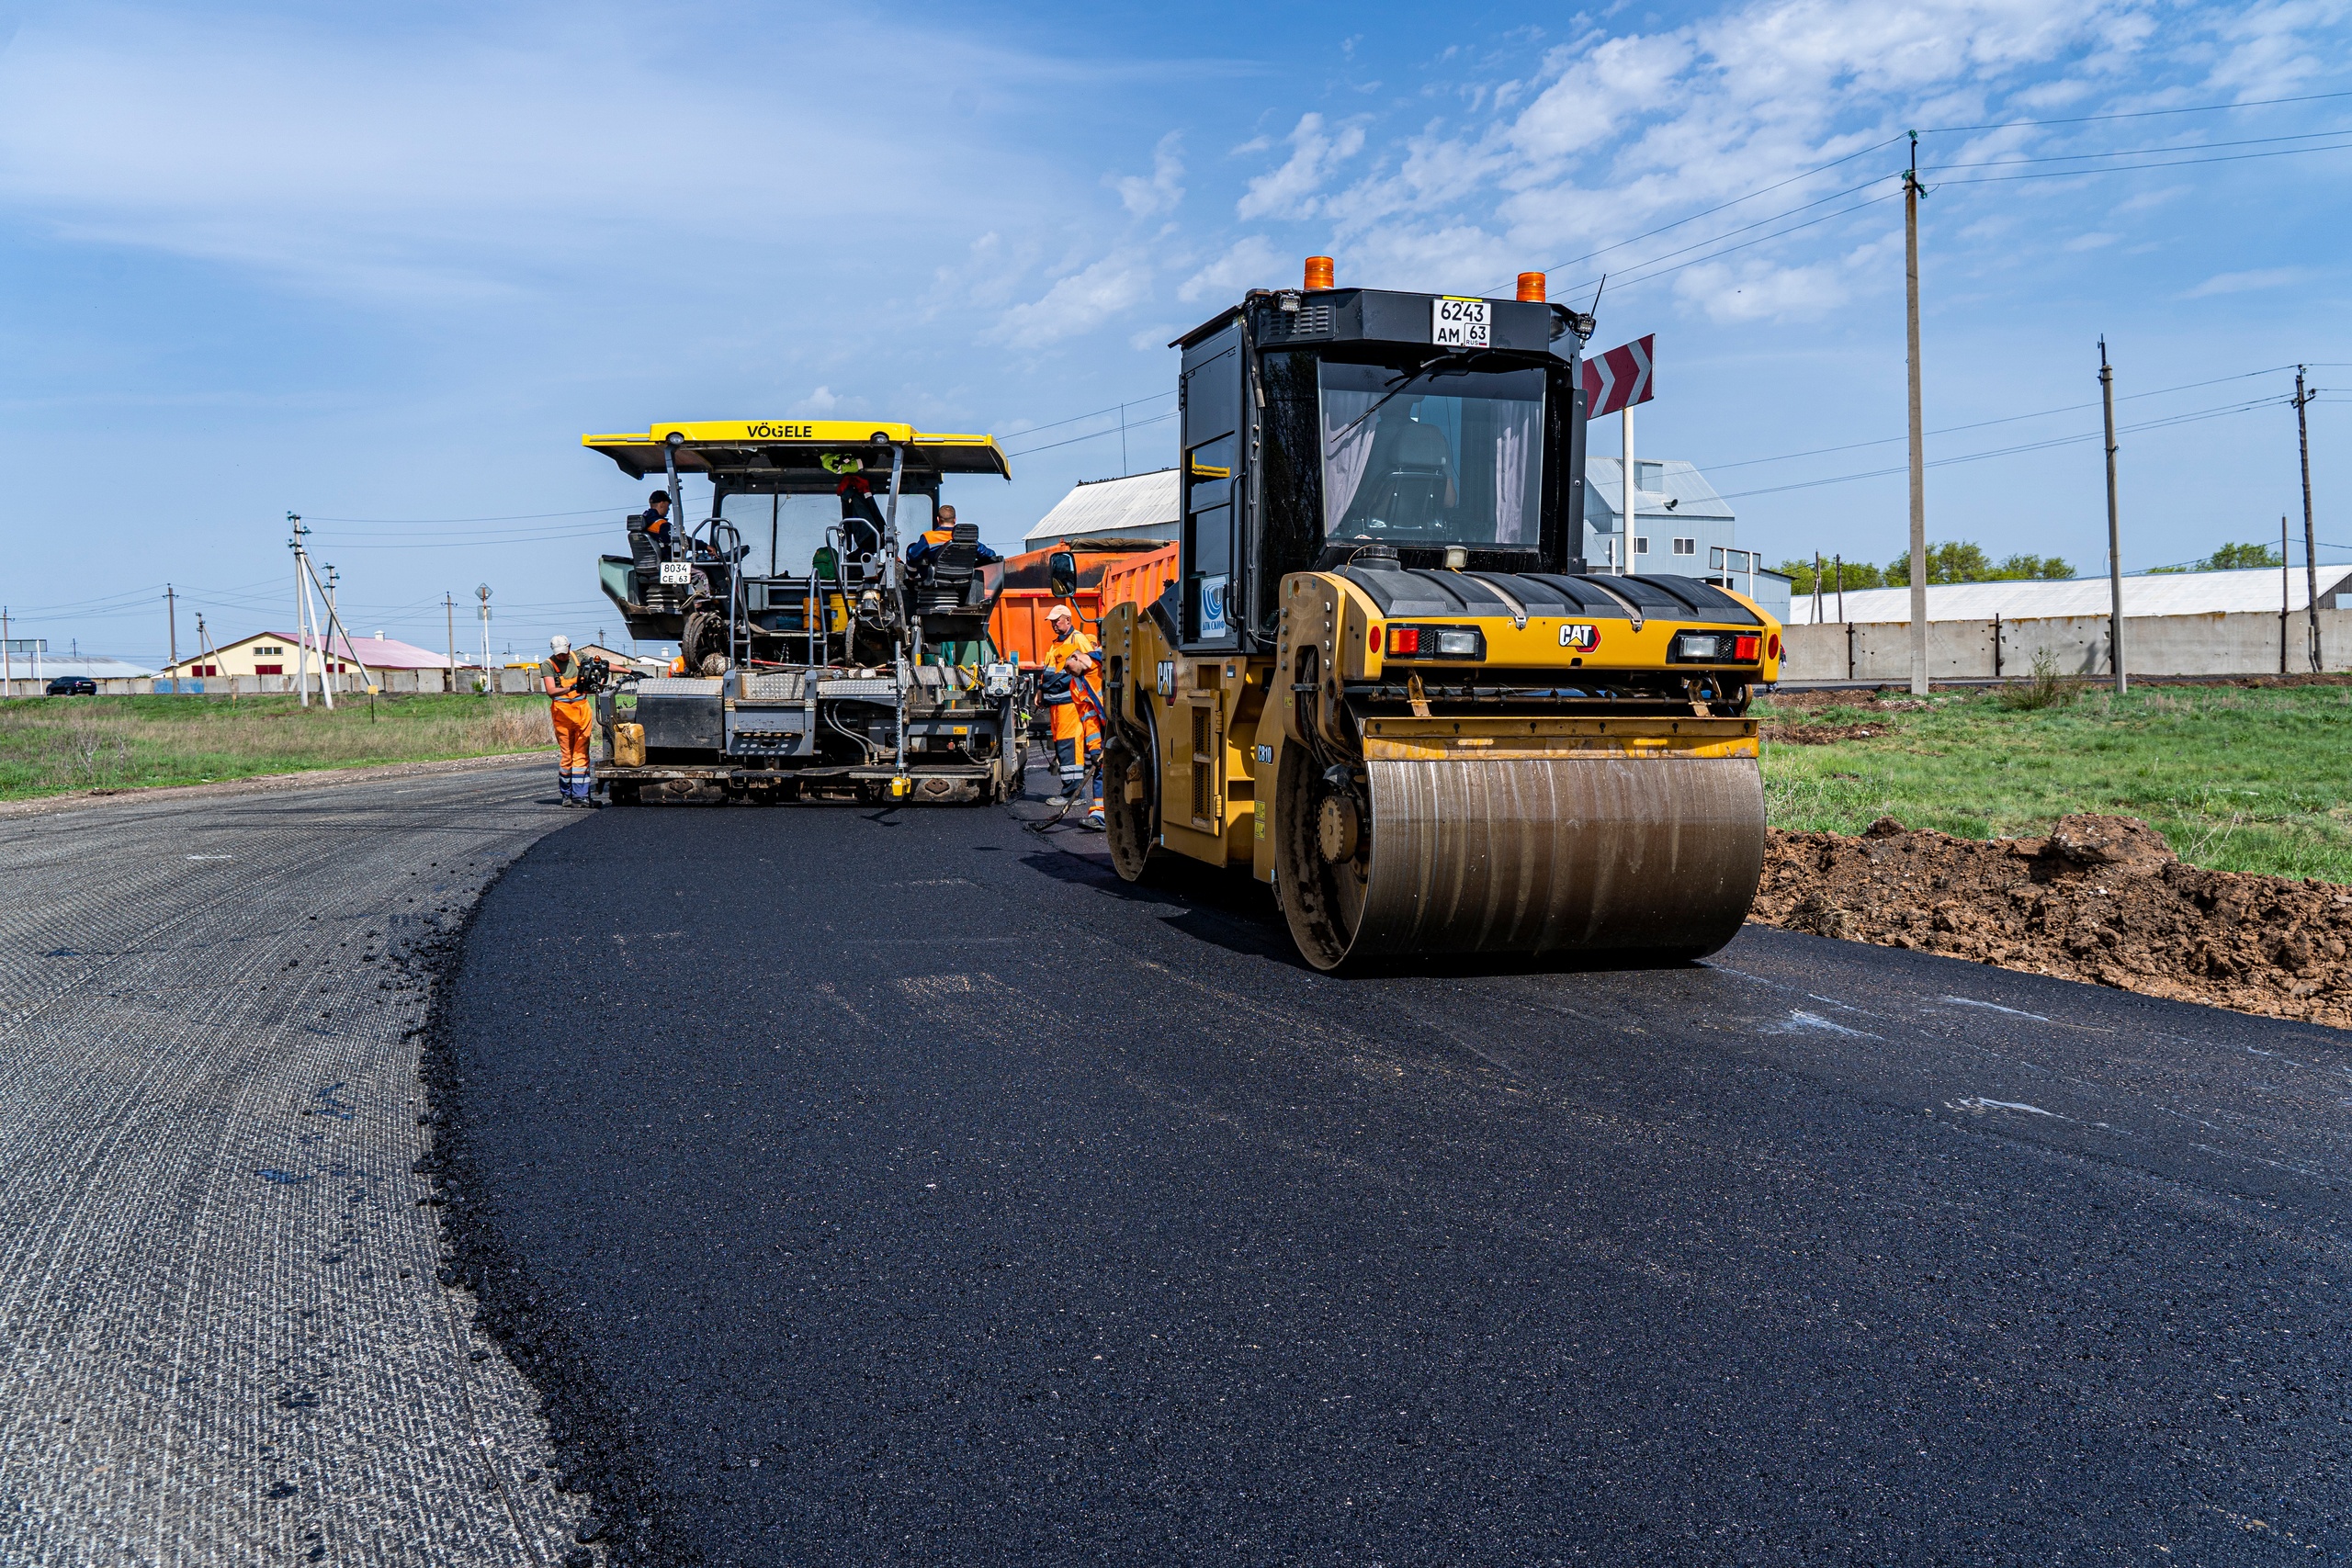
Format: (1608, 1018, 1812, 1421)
(1800, 566, 2352, 625)
(1023, 468, 1181, 547)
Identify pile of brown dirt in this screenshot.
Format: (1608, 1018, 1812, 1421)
(1749, 813, 2352, 1028)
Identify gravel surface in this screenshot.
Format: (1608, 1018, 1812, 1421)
(0, 761, 588, 1565)
(441, 773, 2352, 1565)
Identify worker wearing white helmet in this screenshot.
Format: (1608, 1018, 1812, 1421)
(539, 634, 597, 807)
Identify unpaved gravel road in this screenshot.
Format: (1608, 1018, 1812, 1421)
(0, 762, 585, 1566)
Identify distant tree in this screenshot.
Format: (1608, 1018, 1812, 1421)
(2203, 542, 2284, 571)
(1990, 553, 2075, 581)
(2146, 542, 2284, 574)
(1775, 558, 1885, 595)
(1882, 542, 2071, 584)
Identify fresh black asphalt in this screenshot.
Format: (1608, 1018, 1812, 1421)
(439, 785, 2352, 1564)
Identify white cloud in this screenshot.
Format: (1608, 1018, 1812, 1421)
(1111, 132, 1186, 219)
(1178, 235, 1283, 302)
(1236, 113, 1367, 220)
(2064, 231, 2119, 250)
(1673, 259, 1849, 321)
(987, 252, 1152, 344)
(805, 386, 840, 413)
(2184, 265, 2310, 297)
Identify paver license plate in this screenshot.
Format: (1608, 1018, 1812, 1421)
(1431, 297, 1489, 347)
(659, 562, 691, 585)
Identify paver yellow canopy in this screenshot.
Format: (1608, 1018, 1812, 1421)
(1092, 263, 1781, 970)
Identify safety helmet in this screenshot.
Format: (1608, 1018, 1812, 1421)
(549, 634, 571, 653)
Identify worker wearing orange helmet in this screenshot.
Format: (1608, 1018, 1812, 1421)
(1038, 603, 1103, 828)
(540, 635, 597, 807)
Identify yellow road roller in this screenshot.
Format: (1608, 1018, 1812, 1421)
(1091, 260, 1782, 971)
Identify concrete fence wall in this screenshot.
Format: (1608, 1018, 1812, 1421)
(0, 670, 539, 698)
(1781, 609, 2352, 682)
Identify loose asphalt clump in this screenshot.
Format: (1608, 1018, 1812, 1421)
(1749, 812, 2352, 1029)
(407, 875, 672, 1568)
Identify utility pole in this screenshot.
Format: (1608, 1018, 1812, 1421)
(1813, 552, 1824, 624)
(1834, 556, 1845, 622)
(1904, 130, 1930, 697)
(164, 583, 180, 694)
(325, 564, 341, 671)
(446, 592, 458, 694)
(2, 606, 10, 696)
(289, 513, 315, 707)
(2099, 338, 2125, 695)
(476, 584, 492, 696)
(2281, 514, 2291, 675)
(1622, 400, 1639, 577)
(2295, 366, 2320, 671)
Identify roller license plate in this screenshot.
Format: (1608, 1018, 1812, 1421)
(1431, 297, 1489, 347)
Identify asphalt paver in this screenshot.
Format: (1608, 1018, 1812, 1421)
(444, 787, 2352, 1564)
(0, 763, 586, 1566)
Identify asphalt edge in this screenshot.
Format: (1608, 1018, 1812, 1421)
(0, 751, 545, 820)
(411, 836, 670, 1568)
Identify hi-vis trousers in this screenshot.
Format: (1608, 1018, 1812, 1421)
(550, 699, 594, 801)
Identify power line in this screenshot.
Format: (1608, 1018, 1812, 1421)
(1708, 364, 2301, 472)
(1921, 125, 2352, 171)
(1932, 137, 2352, 185)
(1717, 394, 2288, 500)
(1486, 135, 1906, 295)
(1921, 86, 2352, 134)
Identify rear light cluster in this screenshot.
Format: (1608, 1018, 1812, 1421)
(1384, 624, 1486, 660)
(1669, 630, 1763, 664)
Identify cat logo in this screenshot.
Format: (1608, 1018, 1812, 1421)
(1558, 622, 1600, 651)
(1155, 660, 1176, 697)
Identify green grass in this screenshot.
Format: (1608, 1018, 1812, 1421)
(1759, 682, 2352, 883)
(0, 694, 553, 801)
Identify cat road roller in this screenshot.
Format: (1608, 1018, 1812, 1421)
(1091, 260, 1783, 971)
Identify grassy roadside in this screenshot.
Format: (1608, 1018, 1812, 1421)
(1759, 680, 2352, 883)
(0, 694, 553, 800)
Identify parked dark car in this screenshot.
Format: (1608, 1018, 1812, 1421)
(45, 676, 97, 696)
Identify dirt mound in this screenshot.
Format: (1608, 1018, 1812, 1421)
(1749, 813, 2352, 1028)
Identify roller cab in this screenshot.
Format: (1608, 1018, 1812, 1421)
(1094, 262, 1782, 970)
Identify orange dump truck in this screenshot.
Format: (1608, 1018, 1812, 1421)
(989, 539, 1176, 669)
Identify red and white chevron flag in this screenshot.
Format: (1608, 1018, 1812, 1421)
(1579, 334, 1655, 417)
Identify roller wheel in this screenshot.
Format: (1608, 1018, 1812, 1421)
(1102, 716, 1159, 882)
(1274, 747, 1767, 973)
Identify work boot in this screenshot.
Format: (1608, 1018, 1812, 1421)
(1084, 808, 1106, 830)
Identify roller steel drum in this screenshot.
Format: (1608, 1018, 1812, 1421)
(1283, 756, 1766, 971)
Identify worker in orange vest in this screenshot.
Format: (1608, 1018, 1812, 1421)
(1039, 603, 1103, 829)
(540, 635, 597, 807)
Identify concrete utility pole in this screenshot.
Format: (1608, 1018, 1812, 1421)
(2099, 339, 2125, 695)
(2281, 514, 2291, 675)
(445, 592, 458, 694)
(289, 513, 315, 708)
(3, 606, 11, 695)
(1813, 552, 1825, 624)
(1904, 130, 1930, 696)
(1622, 401, 1639, 577)
(164, 584, 180, 694)
(325, 565, 341, 666)
(2295, 366, 2321, 671)
(476, 584, 492, 696)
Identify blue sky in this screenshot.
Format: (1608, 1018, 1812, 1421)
(2, 0, 2346, 661)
